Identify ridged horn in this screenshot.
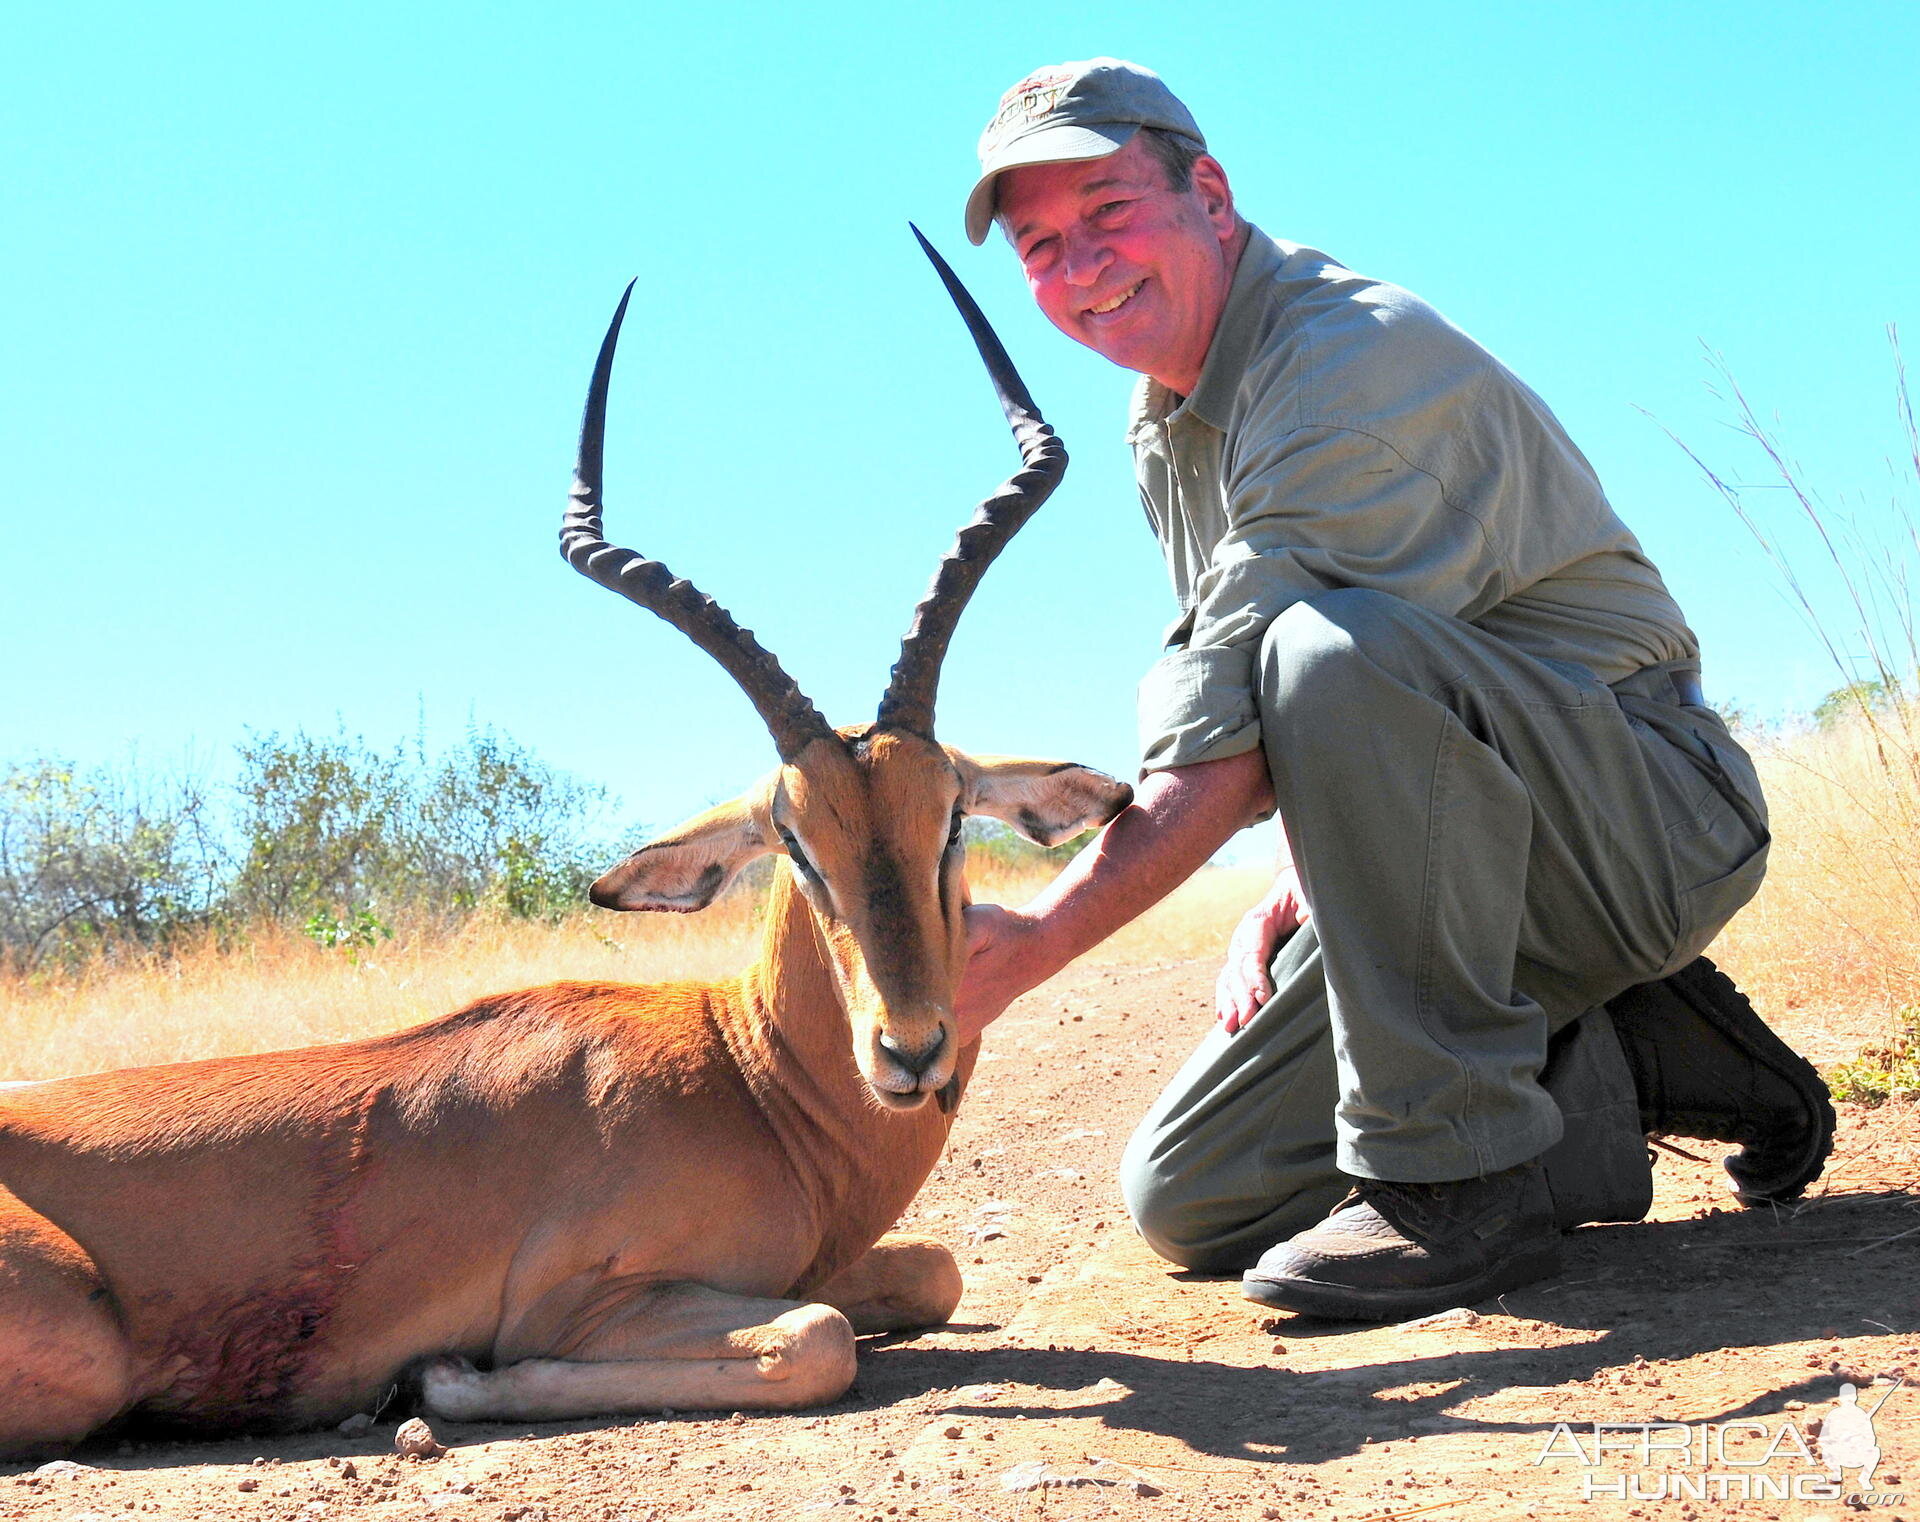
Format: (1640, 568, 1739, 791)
(876, 227, 1068, 740)
(561, 281, 835, 763)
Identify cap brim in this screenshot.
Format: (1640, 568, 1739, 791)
(963, 121, 1138, 245)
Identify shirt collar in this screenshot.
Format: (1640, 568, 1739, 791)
(1182, 224, 1283, 431)
(1124, 224, 1285, 444)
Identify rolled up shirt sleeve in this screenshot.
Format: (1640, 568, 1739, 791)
(1137, 421, 1512, 773)
(1137, 643, 1262, 771)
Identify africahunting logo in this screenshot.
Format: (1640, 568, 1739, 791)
(1532, 1378, 1904, 1504)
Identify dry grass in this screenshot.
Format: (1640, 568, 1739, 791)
(0, 898, 758, 1081)
(1709, 706, 1920, 1063)
(1656, 329, 1920, 1064)
(969, 856, 1270, 969)
(0, 861, 1270, 1081)
(6, 701, 1915, 1084)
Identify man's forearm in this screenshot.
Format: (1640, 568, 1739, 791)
(957, 745, 1273, 1039)
(1020, 745, 1273, 972)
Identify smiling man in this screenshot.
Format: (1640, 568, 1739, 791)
(954, 59, 1833, 1320)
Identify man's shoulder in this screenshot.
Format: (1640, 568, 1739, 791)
(1228, 233, 1505, 439)
(1259, 237, 1490, 380)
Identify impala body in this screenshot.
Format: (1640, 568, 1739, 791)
(0, 238, 1130, 1454)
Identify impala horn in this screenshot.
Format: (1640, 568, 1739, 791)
(561, 280, 836, 762)
(877, 226, 1068, 740)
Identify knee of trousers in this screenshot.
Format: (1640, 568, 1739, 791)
(1256, 589, 1430, 725)
(1119, 1123, 1325, 1274)
(1118, 1137, 1237, 1272)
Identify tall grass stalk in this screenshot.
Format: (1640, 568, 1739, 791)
(1655, 327, 1920, 1038)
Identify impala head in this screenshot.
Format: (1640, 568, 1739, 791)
(561, 231, 1132, 1112)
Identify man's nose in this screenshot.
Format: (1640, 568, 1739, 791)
(1060, 227, 1112, 287)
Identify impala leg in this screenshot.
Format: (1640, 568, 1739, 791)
(0, 1187, 134, 1459)
(811, 1233, 963, 1333)
(419, 1284, 856, 1422)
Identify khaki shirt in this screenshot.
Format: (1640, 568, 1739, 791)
(1131, 227, 1698, 772)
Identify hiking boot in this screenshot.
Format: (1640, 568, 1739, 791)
(1605, 956, 1835, 1205)
(1241, 1160, 1561, 1321)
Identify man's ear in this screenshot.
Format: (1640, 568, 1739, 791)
(590, 792, 774, 912)
(1191, 154, 1237, 242)
(956, 754, 1134, 848)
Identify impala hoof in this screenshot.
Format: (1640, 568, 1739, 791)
(412, 1355, 485, 1423)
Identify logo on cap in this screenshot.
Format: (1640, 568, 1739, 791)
(984, 68, 1075, 145)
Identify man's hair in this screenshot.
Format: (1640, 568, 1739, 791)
(1137, 126, 1204, 192)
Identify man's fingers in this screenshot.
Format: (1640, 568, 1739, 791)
(1214, 956, 1272, 1034)
(1233, 970, 1273, 1031)
(1215, 889, 1294, 1034)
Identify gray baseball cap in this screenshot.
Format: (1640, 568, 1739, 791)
(965, 58, 1206, 246)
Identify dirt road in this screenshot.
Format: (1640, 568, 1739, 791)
(8, 959, 1916, 1521)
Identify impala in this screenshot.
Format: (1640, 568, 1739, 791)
(0, 234, 1131, 1454)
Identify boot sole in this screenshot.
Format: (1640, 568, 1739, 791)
(1241, 1237, 1562, 1322)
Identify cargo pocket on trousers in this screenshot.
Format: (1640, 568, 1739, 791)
(1659, 795, 1771, 979)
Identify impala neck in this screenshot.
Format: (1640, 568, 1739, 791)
(726, 868, 972, 1273)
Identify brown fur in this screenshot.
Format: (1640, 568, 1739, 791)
(0, 731, 1129, 1450)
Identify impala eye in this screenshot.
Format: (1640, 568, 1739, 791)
(944, 809, 965, 854)
(776, 824, 820, 885)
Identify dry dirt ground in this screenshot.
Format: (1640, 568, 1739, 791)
(7, 960, 1918, 1522)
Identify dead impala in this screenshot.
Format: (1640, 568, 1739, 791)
(0, 234, 1131, 1454)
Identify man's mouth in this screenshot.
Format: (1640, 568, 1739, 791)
(1085, 280, 1144, 318)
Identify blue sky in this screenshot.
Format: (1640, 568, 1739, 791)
(5, 1, 1915, 845)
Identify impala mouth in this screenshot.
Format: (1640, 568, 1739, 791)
(871, 1083, 934, 1113)
(866, 1022, 954, 1111)
(1085, 281, 1144, 318)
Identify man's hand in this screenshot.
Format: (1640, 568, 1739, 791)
(956, 902, 1043, 1044)
(1214, 863, 1309, 1034)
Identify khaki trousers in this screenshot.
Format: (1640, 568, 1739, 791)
(1119, 590, 1769, 1273)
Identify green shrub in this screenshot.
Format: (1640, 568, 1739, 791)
(229, 733, 411, 924)
(302, 905, 394, 962)
(960, 817, 1093, 870)
(229, 726, 610, 926)
(1813, 677, 1909, 731)
(0, 759, 223, 971)
(0, 724, 620, 968)
(1825, 1008, 1920, 1107)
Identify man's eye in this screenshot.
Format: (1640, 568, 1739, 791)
(1021, 236, 1058, 265)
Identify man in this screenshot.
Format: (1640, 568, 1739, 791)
(954, 59, 1832, 1320)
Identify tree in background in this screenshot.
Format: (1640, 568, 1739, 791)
(0, 760, 223, 972)
(0, 726, 614, 972)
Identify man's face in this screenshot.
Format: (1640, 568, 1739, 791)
(996, 135, 1239, 395)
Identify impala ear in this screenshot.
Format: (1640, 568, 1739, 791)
(957, 755, 1134, 848)
(590, 795, 774, 913)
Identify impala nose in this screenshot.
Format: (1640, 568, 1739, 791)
(878, 1027, 948, 1082)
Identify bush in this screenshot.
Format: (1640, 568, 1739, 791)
(0, 725, 618, 971)
(228, 733, 412, 924)
(1812, 676, 1908, 731)
(960, 817, 1093, 870)
(228, 727, 607, 926)
(0, 759, 224, 972)
(416, 731, 604, 920)
(1825, 1007, 1920, 1107)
